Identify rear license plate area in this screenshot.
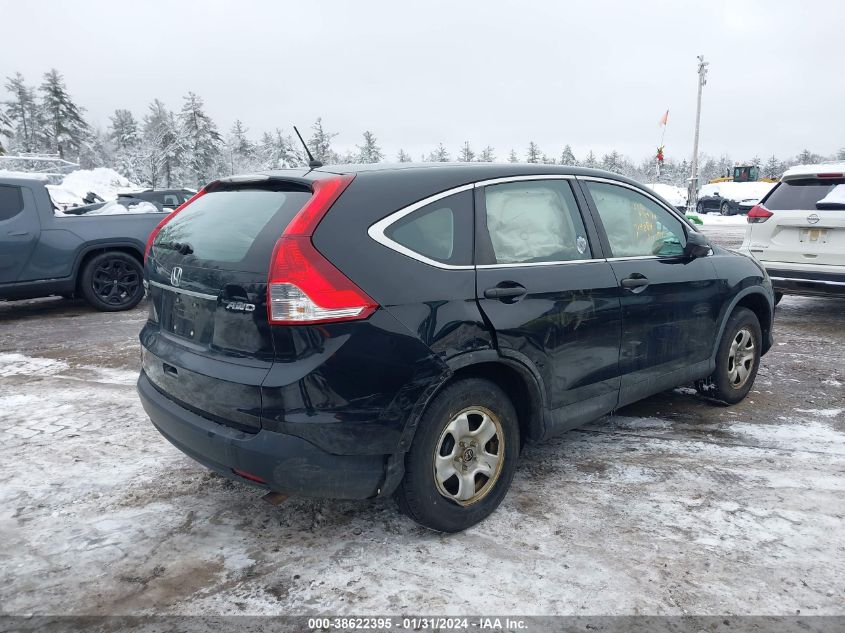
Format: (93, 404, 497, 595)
(799, 228, 828, 243)
(160, 290, 215, 343)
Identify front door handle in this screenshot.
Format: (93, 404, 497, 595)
(483, 285, 527, 301)
(7, 231, 29, 237)
(620, 276, 650, 292)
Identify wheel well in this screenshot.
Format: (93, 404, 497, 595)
(734, 292, 772, 354)
(75, 247, 143, 288)
(448, 362, 543, 445)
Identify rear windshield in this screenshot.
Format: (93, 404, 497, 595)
(763, 179, 845, 211)
(153, 186, 311, 270)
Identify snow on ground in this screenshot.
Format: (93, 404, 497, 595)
(696, 212, 749, 226)
(1, 287, 843, 616)
(699, 181, 775, 203)
(60, 167, 138, 201)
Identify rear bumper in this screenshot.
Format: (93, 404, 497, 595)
(137, 372, 386, 499)
(764, 266, 845, 298)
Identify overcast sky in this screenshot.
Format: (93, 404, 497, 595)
(2, 0, 843, 163)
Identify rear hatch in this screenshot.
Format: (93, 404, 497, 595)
(751, 177, 845, 266)
(142, 177, 313, 431)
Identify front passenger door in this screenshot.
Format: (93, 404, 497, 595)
(580, 179, 722, 407)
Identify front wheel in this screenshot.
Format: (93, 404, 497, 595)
(696, 202, 704, 213)
(395, 378, 520, 532)
(709, 307, 762, 404)
(80, 251, 144, 312)
(720, 201, 733, 216)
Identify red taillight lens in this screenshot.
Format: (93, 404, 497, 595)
(747, 204, 773, 224)
(267, 174, 377, 325)
(143, 188, 206, 262)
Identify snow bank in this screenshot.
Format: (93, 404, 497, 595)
(46, 185, 84, 211)
(84, 200, 161, 215)
(645, 183, 687, 207)
(697, 213, 749, 226)
(60, 168, 137, 201)
(699, 181, 775, 203)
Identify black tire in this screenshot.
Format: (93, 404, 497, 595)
(696, 202, 704, 213)
(710, 307, 762, 404)
(720, 201, 732, 216)
(79, 251, 144, 312)
(395, 378, 520, 532)
(774, 292, 784, 306)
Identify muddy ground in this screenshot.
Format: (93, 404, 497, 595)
(1, 225, 842, 616)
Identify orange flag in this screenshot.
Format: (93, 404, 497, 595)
(659, 109, 669, 126)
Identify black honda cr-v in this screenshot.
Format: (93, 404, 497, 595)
(137, 163, 774, 532)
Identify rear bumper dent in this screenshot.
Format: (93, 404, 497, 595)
(138, 372, 386, 499)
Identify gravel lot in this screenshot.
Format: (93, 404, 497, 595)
(1, 224, 843, 616)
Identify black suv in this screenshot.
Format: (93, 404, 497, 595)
(137, 164, 775, 532)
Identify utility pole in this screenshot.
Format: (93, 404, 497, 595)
(688, 55, 709, 213)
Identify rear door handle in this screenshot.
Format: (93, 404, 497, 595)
(7, 231, 29, 237)
(620, 276, 650, 291)
(483, 285, 527, 300)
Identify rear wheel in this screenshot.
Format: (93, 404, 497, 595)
(696, 202, 704, 213)
(709, 307, 762, 404)
(395, 378, 519, 532)
(80, 251, 144, 312)
(720, 201, 732, 216)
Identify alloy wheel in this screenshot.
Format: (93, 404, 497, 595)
(91, 258, 140, 307)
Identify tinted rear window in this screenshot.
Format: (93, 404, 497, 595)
(153, 187, 311, 270)
(763, 179, 845, 211)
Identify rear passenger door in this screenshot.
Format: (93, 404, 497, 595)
(579, 178, 722, 406)
(474, 176, 622, 435)
(0, 184, 40, 284)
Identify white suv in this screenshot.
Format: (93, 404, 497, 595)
(740, 162, 845, 302)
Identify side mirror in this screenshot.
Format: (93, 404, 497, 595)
(685, 231, 711, 259)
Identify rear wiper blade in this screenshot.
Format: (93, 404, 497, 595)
(159, 241, 194, 255)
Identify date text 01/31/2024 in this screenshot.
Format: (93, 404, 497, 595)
(306, 617, 528, 630)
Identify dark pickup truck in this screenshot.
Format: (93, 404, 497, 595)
(0, 175, 168, 311)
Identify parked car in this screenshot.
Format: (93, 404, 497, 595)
(697, 182, 776, 216)
(137, 164, 775, 532)
(0, 175, 168, 310)
(63, 189, 195, 215)
(741, 162, 845, 302)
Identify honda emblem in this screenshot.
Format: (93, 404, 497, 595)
(170, 266, 183, 287)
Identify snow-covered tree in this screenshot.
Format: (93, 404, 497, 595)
(763, 155, 783, 180)
(427, 143, 450, 162)
(78, 127, 111, 169)
(357, 130, 383, 163)
(108, 109, 138, 151)
(541, 154, 556, 165)
(308, 118, 339, 164)
(396, 148, 412, 162)
(560, 145, 577, 166)
(4, 73, 40, 153)
(0, 108, 11, 154)
(837, 147, 845, 161)
(477, 146, 495, 162)
(526, 142, 541, 163)
(795, 149, 824, 165)
(258, 129, 302, 169)
(601, 151, 623, 173)
(39, 69, 89, 159)
(178, 92, 222, 186)
(224, 119, 256, 174)
(458, 141, 475, 163)
(508, 149, 518, 163)
(139, 99, 182, 187)
(583, 151, 597, 168)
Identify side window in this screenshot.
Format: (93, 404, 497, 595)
(480, 180, 591, 264)
(162, 194, 180, 207)
(0, 185, 24, 221)
(585, 181, 687, 258)
(383, 189, 473, 266)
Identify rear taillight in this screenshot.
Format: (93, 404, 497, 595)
(143, 188, 206, 262)
(267, 174, 377, 325)
(747, 204, 773, 224)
